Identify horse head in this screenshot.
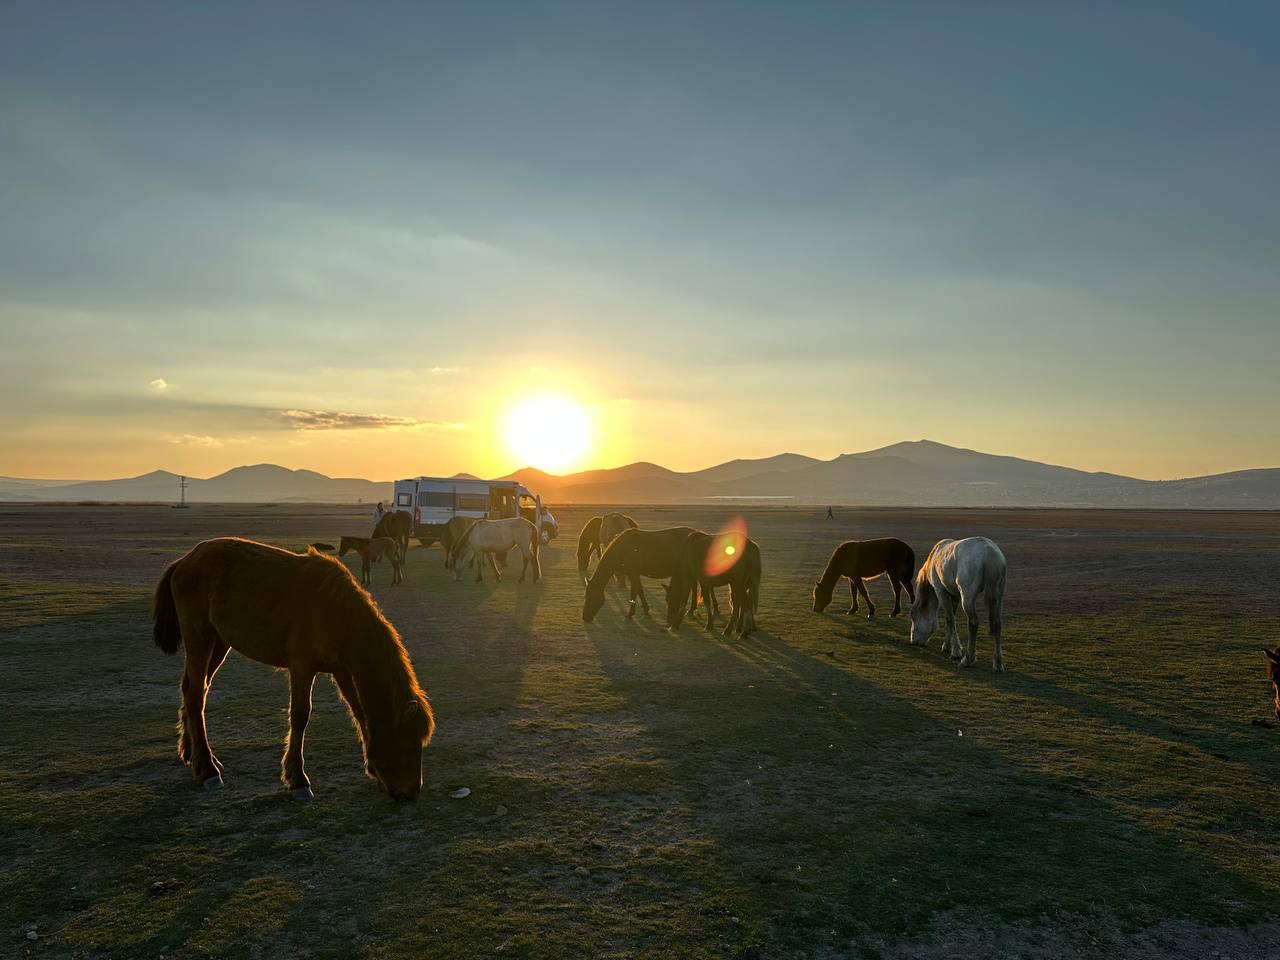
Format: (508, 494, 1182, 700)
(908, 581, 938, 647)
(811, 580, 834, 613)
(582, 580, 607, 622)
(365, 695, 433, 801)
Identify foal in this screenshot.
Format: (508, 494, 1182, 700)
(339, 535, 403, 586)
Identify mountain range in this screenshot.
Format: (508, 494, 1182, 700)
(3, 440, 1279, 508)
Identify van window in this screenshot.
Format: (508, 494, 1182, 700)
(417, 491, 453, 508)
(457, 493, 488, 512)
(396, 492, 412, 507)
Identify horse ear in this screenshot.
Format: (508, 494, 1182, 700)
(1264, 648, 1280, 664)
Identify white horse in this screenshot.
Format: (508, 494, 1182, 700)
(909, 537, 1007, 670)
(452, 517, 541, 583)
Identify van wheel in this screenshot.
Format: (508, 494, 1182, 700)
(540, 525, 553, 545)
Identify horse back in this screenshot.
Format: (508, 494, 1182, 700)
(167, 537, 362, 670)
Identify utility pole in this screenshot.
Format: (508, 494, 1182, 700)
(175, 474, 190, 509)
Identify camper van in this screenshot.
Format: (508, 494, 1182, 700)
(391, 476, 559, 545)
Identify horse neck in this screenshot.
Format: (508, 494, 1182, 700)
(345, 619, 415, 729)
(588, 541, 622, 589)
(817, 548, 847, 590)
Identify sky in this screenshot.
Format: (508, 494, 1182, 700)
(2, 1, 1277, 482)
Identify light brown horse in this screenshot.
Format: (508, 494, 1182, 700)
(373, 510, 413, 562)
(153, 538, 434, 800)
(339, 535, 403, 586)
(812, 538, 916, 618)
(451, 517, 541, 583)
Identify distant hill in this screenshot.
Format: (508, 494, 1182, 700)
(3, 442, 1278, 507)
(0, 465, 391, 504)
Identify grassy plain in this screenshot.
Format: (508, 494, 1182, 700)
(1, 503, 1278, 958)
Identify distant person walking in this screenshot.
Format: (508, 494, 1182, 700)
(826, 506, 834, 520)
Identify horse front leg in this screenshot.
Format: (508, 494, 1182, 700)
(937, 593, 960, 660)
(855, 577, 876, 619)
(282, 669, 317, 799)
(625, 575, 640, 619)
(180, 642, 221, 787)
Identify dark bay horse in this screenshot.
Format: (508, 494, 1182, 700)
(153, 538, 434, 800)
(670, 531, 762, 638)
(582, 526, 700, 626)
(373, 510, 413, 562)
(339, 535, 403, 586)
(812, 538, 916, 618)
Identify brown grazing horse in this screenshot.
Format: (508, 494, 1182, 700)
(439, 516, 508, 570)
(153, 538, 434, 800)
(670, 531, 762, 638)
(1265, 648, 1280, 720)
(812, 538, 916, 618)
(373, 510, 413, 562)
(582, 526, 700, 627)
(339, 535, 403, 586)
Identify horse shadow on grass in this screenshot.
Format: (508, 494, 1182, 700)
(581, 619, 1277, 951)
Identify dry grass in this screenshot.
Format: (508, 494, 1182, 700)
(1, 503, 1278, 959)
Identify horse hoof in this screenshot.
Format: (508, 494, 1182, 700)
(203, 775, 224, 791)
(292, 787, 314, 801)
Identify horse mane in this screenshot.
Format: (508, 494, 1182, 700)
(816, 543, 852, 590)
(301, 547, 430, 735)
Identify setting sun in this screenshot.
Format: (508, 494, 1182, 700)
(504, 396, 591, 473)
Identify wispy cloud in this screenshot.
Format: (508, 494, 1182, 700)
(428, 365, 466, 375)
(148, 378, 169, 392)
(276, 409, 462, 432)
(171, 434, 220, 446)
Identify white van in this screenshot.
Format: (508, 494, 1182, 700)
(391, 476, 559, 545)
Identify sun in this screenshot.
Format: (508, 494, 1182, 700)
(504, 396, 591, 473)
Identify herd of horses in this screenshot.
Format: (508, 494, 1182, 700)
(149, 509, 1278, 802)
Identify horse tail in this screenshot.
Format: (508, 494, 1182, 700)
(152, 561, 182, 654)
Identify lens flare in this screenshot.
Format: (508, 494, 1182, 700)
(704, 516, 748, 578)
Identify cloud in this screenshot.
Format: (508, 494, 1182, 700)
(276, 409, 462, 432)
(428, 365, 466, 375)
(172, 434, 221, 446)
(148, 378, 169, 392)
